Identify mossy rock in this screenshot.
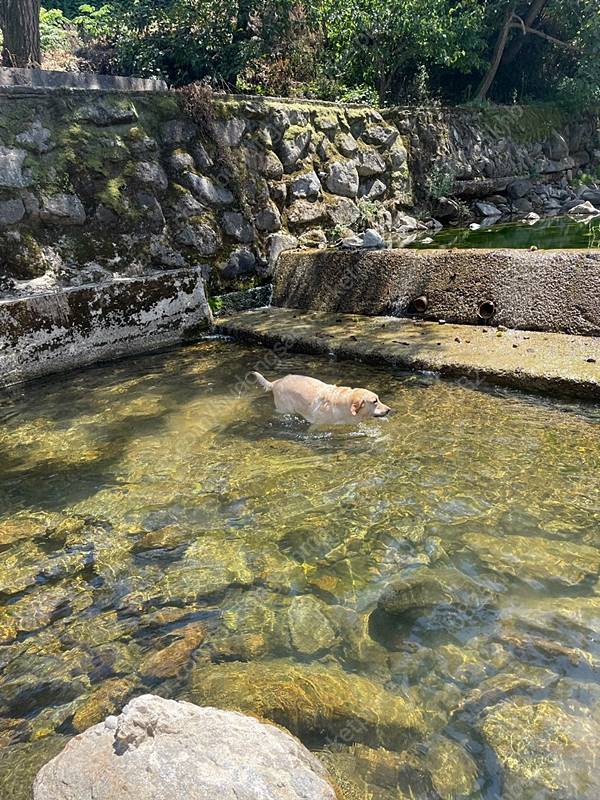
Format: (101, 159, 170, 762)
(481, 699, 600, 798)
(189, 658, 426, 750)
(320, 737, 478, 800)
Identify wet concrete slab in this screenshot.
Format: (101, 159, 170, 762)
(0, 269, 212, 387)
(216, 307, 600, 400)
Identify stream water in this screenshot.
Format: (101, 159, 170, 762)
(0, 339, 599, 799)
(409, 213, 600, 250)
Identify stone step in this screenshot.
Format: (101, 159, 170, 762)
(216, 307, 600, 400)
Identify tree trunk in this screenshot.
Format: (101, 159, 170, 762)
(0, 0, 41, 68)
(503, 0, 548, 65)
(475, 3, 515, 101)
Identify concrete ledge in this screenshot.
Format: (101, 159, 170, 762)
(0, 68, 167, 92)
(274, 248, 600, 336)
(0, 269, 211, 387)
(216, 307, 600, 400)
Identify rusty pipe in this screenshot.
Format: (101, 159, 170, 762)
(478, 300, 496, 320)
(413, 295, 428, 313)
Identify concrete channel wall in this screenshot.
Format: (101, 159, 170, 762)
(0, 269, 211, 387)
(0, 67, 167, 91)
(273, 248, 600, 336)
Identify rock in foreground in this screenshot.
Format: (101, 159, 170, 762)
(190, 659, 426, 749)
(33, 694, 337, 800)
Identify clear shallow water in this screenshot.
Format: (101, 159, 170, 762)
(0, 340, 599, 799)
(409, 214, 600, 250)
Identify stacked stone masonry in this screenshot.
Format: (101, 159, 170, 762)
(0, 89, 597, 296)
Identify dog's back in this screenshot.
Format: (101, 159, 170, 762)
(251, 372, 390, 424)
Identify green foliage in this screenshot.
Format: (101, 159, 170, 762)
(72, 4, 114, 40)
(208, 295, 224, 313)
(312, 0, 486, 103)
(40, 7, 75, 52)
(425, 162, 458, 199)
(38, 0, 600, 106)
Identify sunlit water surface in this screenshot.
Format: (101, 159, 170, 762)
(0, 340, 599, 799)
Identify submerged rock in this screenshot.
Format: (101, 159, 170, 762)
(481, 699, 600, 799)
(287, 595, 337, 655)
(0, 735, 69, 800)
(150, 535, 254, 603)
(189, 659, 425, 749)
(378, 565, 493, 616)
(461, 532, 600, 587)
(139, 622, 206, 679)
(34, 694, 337, 800)
(320, 736, 477, 800)
(71, 678, 136, 733)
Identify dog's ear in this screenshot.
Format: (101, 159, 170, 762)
(350, 396, 365, 416)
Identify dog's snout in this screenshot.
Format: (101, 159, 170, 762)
(374, 403, 391, 417)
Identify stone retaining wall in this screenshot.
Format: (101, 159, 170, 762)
(388, 105, 600, 220)
(0, 90, 410, 298)
(0, 88, 597, 302)
(274, 248, 600, 336)
(0, 268, 211, 386)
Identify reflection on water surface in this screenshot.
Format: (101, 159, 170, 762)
(408, 213, 600, 250)
(0, 339, 599, 799)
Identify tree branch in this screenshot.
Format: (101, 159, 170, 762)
(503, 0, 548, 64)
(508, 19, 578, 50)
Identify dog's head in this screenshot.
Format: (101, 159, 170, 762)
(350, 388, 391, 419)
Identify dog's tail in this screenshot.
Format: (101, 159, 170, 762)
(249, 371, 274, 392)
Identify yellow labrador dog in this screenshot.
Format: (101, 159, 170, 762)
(251, 372, 391, 425)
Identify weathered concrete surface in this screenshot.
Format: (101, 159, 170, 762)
(216, 307, 600, 400)
(274, 248, 600, 336)
(33, 694, 337, 800)
(0, 269, 211, 387)
(0, 68, 167, 91)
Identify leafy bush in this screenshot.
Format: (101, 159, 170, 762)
(40, 7, 75, 53)
(38, 0, 600, 106)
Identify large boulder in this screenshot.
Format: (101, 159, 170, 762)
(33, 694, 337, 800)
(189, 659, 425, 750)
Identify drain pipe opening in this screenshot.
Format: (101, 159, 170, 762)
(413, 295, 428, 313)
(478, 300, 496, 320)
